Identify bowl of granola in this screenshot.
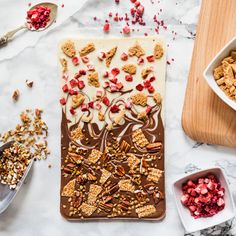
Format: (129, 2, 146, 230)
(203, 36, 236, 110)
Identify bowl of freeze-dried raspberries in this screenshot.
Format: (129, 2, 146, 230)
(172, 167, 236, 233)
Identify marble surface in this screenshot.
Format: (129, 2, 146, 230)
(0, 0, 236, 235)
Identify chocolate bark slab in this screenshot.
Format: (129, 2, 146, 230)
(59, 37, 166, 220)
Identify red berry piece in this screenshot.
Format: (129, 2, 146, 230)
(110, 105, 120, 113)
(123, 26, 130, 34)
(72, 56, 79, 66)
(111, 67, 120, 76)
(103, 23, 110, 32)
(136, 84, 144, 91)
(143, 79, 151, 88)
(70, 79, 78, 88)
(62, 84, 69, 93)
(78, 80, 85, 90)
(125, 101, 132, 109)
(59, 98, 66, 105)
(146, 106, 152, 114)
(88, 101, 94, 108)
(103, 81, 110, 88)
(149, 76, 156, 82)
(125, 75, 133, 82)
(79, 69, 86, 75)
(148, 85, 155, 93)
(81, 104, 88, 112)
(69, 89, 78, 95)
(116, 82, 123, 90)
(147, 55, 155, 62)
(137, 57, 144, 65)
(81, 56, 89, 64)
(110, 78, 118, 84)
(96, 90, 103, 97)
(130, 0, 137, 3)
(137, 5, 144, 15)
(102, 96, 110, 106)
(110, 85, 118, 92)
(70, 107, 76, 115)
(120, 52, 128, 61)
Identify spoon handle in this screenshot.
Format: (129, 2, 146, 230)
(0, 25, 27, 46)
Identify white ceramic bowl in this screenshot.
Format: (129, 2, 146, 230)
(172, 167, 236, 233)
(203, 36, 236, 111)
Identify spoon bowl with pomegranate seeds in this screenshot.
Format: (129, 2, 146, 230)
(0, 2, 57, 46)
(172, 167, 236, 233)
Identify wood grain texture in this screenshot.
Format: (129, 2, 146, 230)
(182, 0, 236, 148)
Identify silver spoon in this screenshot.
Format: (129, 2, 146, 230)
(0, 2, 58, 46)
(0, 141, 34, 214)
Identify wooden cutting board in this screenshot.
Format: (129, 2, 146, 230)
(182, 0, 236, 148)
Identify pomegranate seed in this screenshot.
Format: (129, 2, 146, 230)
(72, 56, 79, 66)
(110, 78, 118, 84)
(125, 75, 133, 82)
(70, 107, 76, 115)
(59, 98, 66, 105)
(149, 76, 156, 82)
(130, 8, 136, 15)
(111, 67, 120, 76)
(109, 12, 113, 17)
(97, 52, 106, 61)
(113, 16, 119, 21)
(78, 80, 85, 90)
(81, 56, 89, 64)
(74, 72, 81, 79)
(135, 1, 140, 7)
(70, 79, 78, 88)
(148, 86, 155, 93)
(96, 90, 103, 97)
(62, 84, 69, 93)
(217, 198, 224, 206)
(116, 82, 123, 90)
(137, 5, 144, 15)
(88, 101, 94, 108)
(103, 23, 110, 32)
(181, 194, 189, 204)
(81, 104, 88, 112)
(130, 0, 137, 3)
(115, 0, 119, 3)
(147, 55, 155, 62)
(136, 84, 144, 91)
(120, 52, 128, 61)
(110, 105, 120, 113)
(137, 57, 144, 65)
(102, 96, 110, 106)
(62, 73, 69, 80)
(123, 26, 130, 34)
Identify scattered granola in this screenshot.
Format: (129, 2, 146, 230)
(88, 149, 103, 164)
(141, 67, 153, 79)
(122, 64, 137, 75)
(79, 43, 95, 57)
(61, 40, 76, 58)
(119, 179, 135, 192)
(0, 109, 50, 160)
(154, 43, 164, 59)
(71, 126, 84, 141)
(88, 72, 100, 87)
(106, 47, 117, 67)
(132, 129, 149, 148)
(128, 42, 145, 58)
(213, 51, 236, 101)
(131, 92, 147, 107)
(135, 205, 156, 218)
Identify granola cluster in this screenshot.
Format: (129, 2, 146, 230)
(213, 51, 236, 101)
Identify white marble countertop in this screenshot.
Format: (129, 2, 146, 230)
(0, 0, 236, 235)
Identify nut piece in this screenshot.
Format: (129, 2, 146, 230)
(131, 93, 147, 107)
(88, 72, 100, 87)
(132, 129, 149, 148)
(122, 64, 137, 75)
(154, 43, 164, 59)
(61, 40, 76, 58)
(106, 47, 117, 67)
(137, 111, 148, 121)
(60, 58, 68, 73)
(26, 80, 34, 88)
(71, 94, 85, 109)
(153, 92, 162, 104)
(12, 89, 20, 102)
(79, 43, 95, 57)
(135, 205, 156, 218)
(61, 179, 76, 197)
(128, 42, 145, 58)
(141, 67, 153, 79)
(98, 111, 105, 121)
(119, 140, 130, 152)
(146, 142, 162, 152)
